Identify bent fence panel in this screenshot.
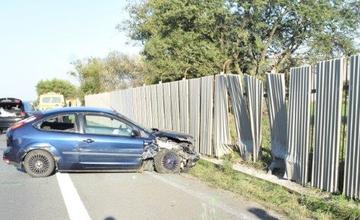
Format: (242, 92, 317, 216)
(170, 81, 180, 131)
(226, 74, 253, 157)
(163, 82, 173, 130)
(245, 75, 263, 161)
(200, 75, 214, 156)
(344, 55, 360, 199)
(286, 66, 312, 185)
(156, 84, 166, 130)
(189, 78, 201, 152)
(213, 74, 231, 158)
(312, 58, 344, 193)
(266, 74, 287, 160)
(179, 79, 190, 133)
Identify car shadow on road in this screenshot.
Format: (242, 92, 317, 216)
(104, 217, 116, 220)
(248, 207, 279, 220)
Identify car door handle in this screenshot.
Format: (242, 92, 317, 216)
(83, 139, 94, 143)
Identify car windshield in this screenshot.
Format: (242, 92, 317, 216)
(23, 102, 34, 112)
(114, 111, 153, 134)
(42, 97, 62, 104)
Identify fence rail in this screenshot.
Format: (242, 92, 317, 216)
(85, 55, 360, 199)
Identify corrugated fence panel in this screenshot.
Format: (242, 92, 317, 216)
(245, 75, 263, 161)
(145, 86, 153, 127)
(266, 74, 287, 160)
(156, 84, 166, 129)
(286, 66, 312, 185)
(150, 85, 159, 129)
(179, 79, 189, 133)
(189, 78, 201, 152)
(163, 82, 173, 130)
(226, 74, 253, 157)
(85, 92, 111, 108)
(132, 87, 142, 123)
(124, 89, 134, 119)
(109, 90, 122, 112)
(312, 58, 344, 193)
(344, 55, 360, 199)
(200, 75, 214, 156)
(213, 74, 231, 158)
(170, 81, 180, 131)
(139, 86, 149, 127)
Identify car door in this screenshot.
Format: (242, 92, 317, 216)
(78, 113, 146, 170)
(36, 113, 83, 170)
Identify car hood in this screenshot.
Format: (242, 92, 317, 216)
(152, 129, 194, 143)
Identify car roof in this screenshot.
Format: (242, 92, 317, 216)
(41, 106, 117, 116)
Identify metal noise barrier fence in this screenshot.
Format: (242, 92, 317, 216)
(85, 55, 360, 198)
(286, 66, 312, 186)
(344, 55, 360, 199)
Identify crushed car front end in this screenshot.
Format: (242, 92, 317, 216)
(150, 129, 200, 172)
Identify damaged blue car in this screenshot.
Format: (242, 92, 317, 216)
(3, 107, 199, 177)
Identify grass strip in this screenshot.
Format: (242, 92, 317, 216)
(189, 159, 360, 220)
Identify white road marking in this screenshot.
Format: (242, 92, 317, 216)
(56, 173, 92, 220)
(147, 172, 254, 220)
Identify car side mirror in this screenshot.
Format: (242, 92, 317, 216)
(131, 129, 140, 137)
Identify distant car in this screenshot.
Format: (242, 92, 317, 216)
(0, 98, 27, 133)
(38, 92, 65, 111)
(3, 107, 199, 177)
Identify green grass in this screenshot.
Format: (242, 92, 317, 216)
(189, 159, 360, 220)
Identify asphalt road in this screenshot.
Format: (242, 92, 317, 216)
(0, 134, 284, 220)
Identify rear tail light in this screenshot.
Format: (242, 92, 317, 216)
(10, 116, 37, 130)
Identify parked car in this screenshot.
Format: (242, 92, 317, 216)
(3, 107, 199, 177)
(37, 92, 65, 111)
(0, 98, 27, 133)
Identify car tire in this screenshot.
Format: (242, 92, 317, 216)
(23, 150, 55, 178)
(154, 149, 181, 174)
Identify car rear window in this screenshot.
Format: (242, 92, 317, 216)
(39, 114, 77, 132)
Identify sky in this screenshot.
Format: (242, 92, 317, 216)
(0, 0, 142, 101)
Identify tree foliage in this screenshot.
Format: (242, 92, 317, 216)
(36, 79, 78, 100)
(125, 0, 360, 82)
(69, 51, 145, 97)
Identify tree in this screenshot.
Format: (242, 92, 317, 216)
(36, 79, 78, 100)
(69, 52, 145, 97)
(125, 0, 360, 81)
